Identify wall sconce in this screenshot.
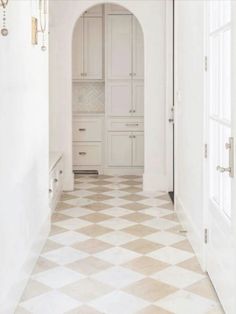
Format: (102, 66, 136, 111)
(31, 0, 47, 51)
(0, 0, 9, 36)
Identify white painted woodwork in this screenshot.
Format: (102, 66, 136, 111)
(73, 15, 103, 80)
(84, 17, 103, 79)
(49, 154, 63, 211)
(107, 81, 132, 116)
(73, 118, 103, 142)
(107, 118, 144, 131)
(73, 143, 102, 165)
(132, 80, 144, 116)
(73, 17, 84, 80)
(133, 16, 144, 79)
(205, 2, 235, 313)
(108, 132, 132, 166)
(106, 4, 130, 15)
(132, 132, 144, 167)
(107, 15, 132, 79)
(83, 4, 103, 17)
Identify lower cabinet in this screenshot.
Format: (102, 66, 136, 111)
(73, 143, 102, 166)
(108, 131, 144, 167)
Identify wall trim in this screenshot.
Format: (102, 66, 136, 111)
(175, 195, 206, 271)
(1, 215, 50, 314)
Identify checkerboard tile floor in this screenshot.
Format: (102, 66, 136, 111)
(16, 175, 224, 314)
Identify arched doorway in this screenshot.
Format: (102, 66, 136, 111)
(71, 4, 145, 177)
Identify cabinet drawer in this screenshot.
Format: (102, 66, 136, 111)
(73, 143, 102, 166)
(73, 118, 103, 142)
(107, 118, 144, 131)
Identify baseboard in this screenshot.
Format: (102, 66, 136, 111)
(175, 195, 205, 271)
(143, 173, 168, 192)
(103, 167, 144, 176)
(0, 215, 50, 314)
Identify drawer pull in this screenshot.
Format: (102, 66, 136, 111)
(78, 128, 86, 131)
(126, 123, 139, 127)
(79, 152, 87, 155)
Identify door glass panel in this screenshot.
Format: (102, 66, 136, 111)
(222, 28, 231, 122)
(210, 34, 220, 117)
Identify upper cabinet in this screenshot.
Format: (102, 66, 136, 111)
(83, 5, 103, 17)
(107, 15, 144, 80)
(107, 15, 133, 80)
(106, 4, 130, 15)
(73, 7, 103, 80)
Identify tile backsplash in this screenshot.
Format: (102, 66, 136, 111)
(73, 82, 105, 113)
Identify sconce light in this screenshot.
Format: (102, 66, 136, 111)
(0, 0, 9, 36)
(31, 0, 47, 51)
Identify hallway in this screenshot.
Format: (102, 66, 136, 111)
(17, 176, 223, 314)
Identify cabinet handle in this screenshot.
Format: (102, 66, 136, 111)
(133, 73, 136, 76)
(129, 109, 132, 113)
(133, 135, 136, 138)
(54, 178, 58, 183)
(129, 73, 132, 76)
(60, 170, 63, 174)
(79, 152, 87, 155)
(81, 73, 84, 76)
(78, 128, 86, 131)
(132, 110, 136, 113)
(84, 73, 87, 77)
(126, 123, 139, 127)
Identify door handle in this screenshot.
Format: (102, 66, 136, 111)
(216, 137, 234, 178)
(168, 118, 174, 123)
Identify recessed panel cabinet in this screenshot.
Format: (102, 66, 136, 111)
(108, 132, 144, 167)
(73, 16, 103, 80)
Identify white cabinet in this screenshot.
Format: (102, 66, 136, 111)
(132, 81, 144, 116)
(107, 81, 132, 116)
(108, 131, 144, 167)
(107, 15, 132, 80)
(73, 16, 103, 80)
(108, 132, 132, 166)
(133, 17, 144, 79)
(106, 4, 130, 15)
(73, 143, 102, 166)
(132, 132, 144, 167)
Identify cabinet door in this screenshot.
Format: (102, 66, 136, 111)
(132, 132, 144, 167)
(108, 132, 132, 166)
(84, 17, 103, 79)
(107, 15, 132, 79)
(132, 16, 144, 79)
(73, 18, 84, 80)
(107, 81, 132, 116)
(132, 80, 144, 116)
(106, 4, 130, 15)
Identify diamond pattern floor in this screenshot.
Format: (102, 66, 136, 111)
(16, 175, 224, 314)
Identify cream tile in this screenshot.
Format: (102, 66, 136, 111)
(54, 218, 92, 230)
(144, 231, 185, 246)
(186, 278, 220, 301)
(49, 231, 89, 246)
(42, 247, 88, 265)
(136, 305, 173, 314)
(82, 213, 112, 223)
(98, 217, 135, 230)
(98, 230, 138, 246)
(95, 247, 140, 265)
(32, 257, 57, 274)
(67, 256, 112, 276)
(20, 279, 50, 302)
(122, 212, 153, 223)
(65, 305, 103, 314)
(148, 247, 194, 265)
(100, 207, 133, 217)
(72, 239, 112, 254)
(60, 207, 93, 218)
(143, 218, 178, 231)
(78, 224, 113, 237)
(123, 224, 158, 237)
(122, 239, 163, 254)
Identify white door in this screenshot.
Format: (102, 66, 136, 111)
(132, 132, 144, 167)
(72, 17, 84, 80)
(108, 132, 132, 166)
(83, 17, 103, 79)
(132, 80, 144, 116)
(107, 81, 132, 116)
(132, 16, 144, 79)
(107, 15, 132, 79)
(205, 1, 236, 313)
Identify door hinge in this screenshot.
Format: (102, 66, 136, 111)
(204, 144, 208, 159)
(204, 228, 208, 244)
(204, 56, 208, 72)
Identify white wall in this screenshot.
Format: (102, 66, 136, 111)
(175, 0, 205, 267)
(49, 0, 173, 192)
(0, 1, 49, 313)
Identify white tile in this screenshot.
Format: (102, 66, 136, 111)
(98, 218, 135, 230)
(60, 207, 93, 218)
(102, 190, 130, 198)
(143, 218, 178, 230)
(136, 191, 166, 198)
(106, 183, 129, 190)
(53, 218, 91, 230)
(100, 207, 133, 217)
(140, 207, 173, 218)
(21, 290, 80, 314)
(103, 198, 132, 207)
(42, 247, 88, 265)
(95, 247, 140, 265)
(64, 198, 94, 207)
(148, 247, 194, 265)
(145, 231, 185, 246)
(105, 177, 128, 183)
(93, 266, 144, 288)
(138, 198, 170, 207)
(152, 266, 205, 289)
(67, 190, 95, 197)
(49, 231, 90, 246)
(90, 291, 148, 314)
(98, 231, 137, 245)
(33, 267, 84, 289)
(156, 290, 218, 314)
(74, 183, 97, 189)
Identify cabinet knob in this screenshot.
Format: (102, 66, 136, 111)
(54, 178, 58, 183)
(60, 170, 63, 174)
(133, 73, 136, 76)
(129, 109, 132, 113)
